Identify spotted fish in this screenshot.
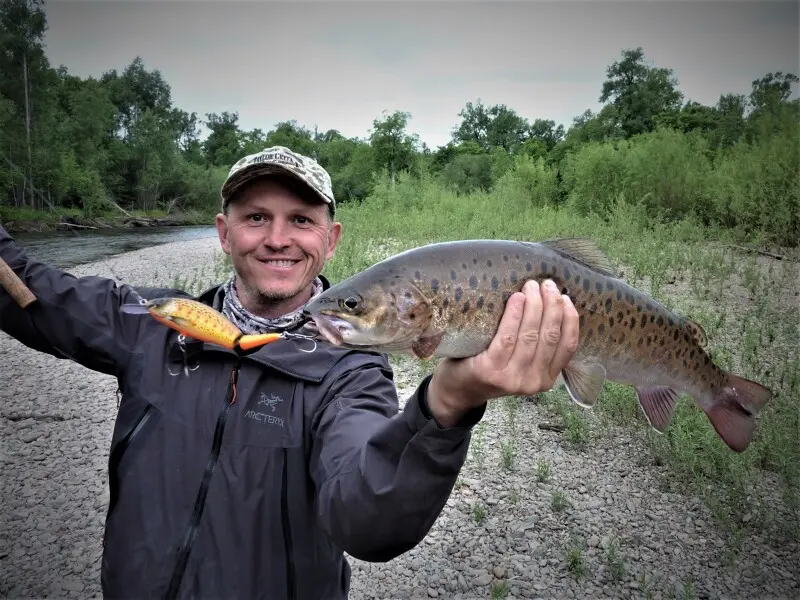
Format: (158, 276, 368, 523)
(302, 238, 772, 452)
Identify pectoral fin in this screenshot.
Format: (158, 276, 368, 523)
(411, 331, 444, 359)
(561, 361, 607, 408)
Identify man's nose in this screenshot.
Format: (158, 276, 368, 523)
(262, 221, 291, 248)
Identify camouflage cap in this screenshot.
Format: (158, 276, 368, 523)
(220, 146, 335, 214)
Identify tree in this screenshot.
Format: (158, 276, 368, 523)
(599, 47, 684, 138)
(369, 110, 419, 186)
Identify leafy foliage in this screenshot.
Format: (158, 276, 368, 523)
(0, 7, 797, 245)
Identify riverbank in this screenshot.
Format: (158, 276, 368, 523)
(1, 236, 798, 599)
(0, 207, 215, 234)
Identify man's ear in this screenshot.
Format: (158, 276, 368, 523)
(326, 221, 342, 261)
(216, 213, 231, 254)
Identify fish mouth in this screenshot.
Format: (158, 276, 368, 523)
(304, 313, 353, 346)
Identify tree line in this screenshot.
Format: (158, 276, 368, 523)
(1, 0, 797, 245)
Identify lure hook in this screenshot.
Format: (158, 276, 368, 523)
(282, 331, 317, 353)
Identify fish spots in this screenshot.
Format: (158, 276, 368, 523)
(487, 259, 493, 267)
(455, 287, 463, 301)
(503, 255, 509, 262)
(606, 280, 614, 291)
(668, 317, 674, 327)
(579, 315, 586, 328)
(404, 291, 412, 299)
(462, 301, 470, 314)
(656, 316, 664, 327)
(541, 261, 548, 273)
(450, 270, 457, 281)
(469, 275, 478, 289)
(510, 271, 518, 284)
(414, 270, 421, 280)
(443, 297, 450, 309)
(608, 316, 614, 327)
(640, 314, 647, 328)
(491, 276, 499, 290)
(598, 323, 605, 334)
(650, 315, 655, 324)
(625, 292, 634, 303)
(564, 267, 571, 280)
(616, 290, 622, 301)
(636, 304, 642, 313)
(473, 258, 478, 265)
(596, 281, 603, 293)
(604, 298, 613, 313)
(582, 279, 590, 293)
(502, 291, 512, 305)
(487, 302, 495, 311)
(462, 263, 467, 270)
(431, 278, 439, 293)
(646, 301, 653, 311)
(526, 262, 533, 272)
(477, 296, 485, 309)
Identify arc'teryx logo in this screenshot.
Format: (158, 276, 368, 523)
(258, 392, 283, 412)
(244, 392, 286, 428)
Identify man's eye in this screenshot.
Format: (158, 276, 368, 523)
(249, 214, 264, 222)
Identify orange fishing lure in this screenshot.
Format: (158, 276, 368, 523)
(121, 297, 281, 350)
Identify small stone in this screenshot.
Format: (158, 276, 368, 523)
(473, 573, 493, 586)
(493, 566, 507, 578)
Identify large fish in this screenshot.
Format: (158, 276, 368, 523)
(302, 238, 772, 452)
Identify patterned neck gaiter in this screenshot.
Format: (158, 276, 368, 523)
(220, 273, 323, 334)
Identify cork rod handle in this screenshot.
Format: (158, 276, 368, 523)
(0, 256, 36, 308)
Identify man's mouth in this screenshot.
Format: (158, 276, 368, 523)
(258, 258, 300, 268)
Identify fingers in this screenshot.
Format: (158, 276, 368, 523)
(549, 293, 580, 381)
(505, 279, 544, 372)
(484, 289, 526, 367)
(528, 279, 565, 386)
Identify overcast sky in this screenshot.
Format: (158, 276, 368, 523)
(41, 0, 799, 149)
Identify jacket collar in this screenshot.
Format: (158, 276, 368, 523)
(166, 274, 347, 383)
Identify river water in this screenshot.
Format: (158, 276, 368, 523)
(10, 225, 219, 270)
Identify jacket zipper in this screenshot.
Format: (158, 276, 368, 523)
(282, 453, 297, 600)
(165, 362, 240, 600)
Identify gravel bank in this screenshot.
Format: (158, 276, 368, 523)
(1, 238, 798, 599)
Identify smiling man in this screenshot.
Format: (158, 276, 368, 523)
(0, 145, 579, 599)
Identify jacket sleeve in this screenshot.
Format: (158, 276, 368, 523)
(309, 355, 486, 562)
(0, 224, 156, 375)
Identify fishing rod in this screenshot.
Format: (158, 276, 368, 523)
(0, 255, 36, 308)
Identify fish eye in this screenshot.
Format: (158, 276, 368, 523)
(339, 296, 361, 311)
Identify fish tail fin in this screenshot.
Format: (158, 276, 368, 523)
(704, 372, 772, 453)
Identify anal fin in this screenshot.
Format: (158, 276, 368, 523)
(562, 361, 607, 408)
(634, 386, 680, 432)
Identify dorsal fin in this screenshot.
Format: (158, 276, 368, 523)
(683, 317, 708, 347)
(538, 238, 617, 277)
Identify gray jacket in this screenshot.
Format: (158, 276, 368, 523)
(0, 225, 486, 599)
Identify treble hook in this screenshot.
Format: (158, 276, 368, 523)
(282, 331, 318, 353)
(168, 333, 201, 376)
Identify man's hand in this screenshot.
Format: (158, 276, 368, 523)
(426, 278, 580, 428)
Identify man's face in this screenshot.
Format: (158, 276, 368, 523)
(215, 177, 342, 318)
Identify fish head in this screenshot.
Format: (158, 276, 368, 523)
(302, 272, 434, 352)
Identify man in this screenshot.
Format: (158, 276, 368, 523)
(0, 145, 579, 599)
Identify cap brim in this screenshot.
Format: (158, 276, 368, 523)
(221, 163, 333, 208)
